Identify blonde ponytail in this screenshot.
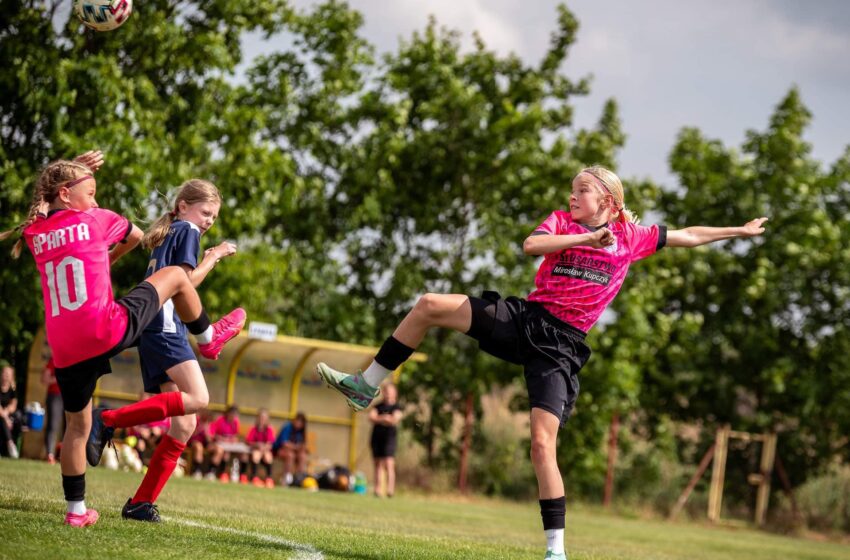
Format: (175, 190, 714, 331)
(142, 212, 175, 250)
(1, 160, 92, 258)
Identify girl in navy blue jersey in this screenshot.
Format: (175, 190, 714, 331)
(121, 179, 242, 522)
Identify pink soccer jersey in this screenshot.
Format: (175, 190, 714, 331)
(23, 208, 131, 367)
(527, 210, 665, 332)
(247, 425, 275, 444)
(210, 416, 240, 440)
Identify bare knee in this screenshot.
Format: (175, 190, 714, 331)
(170, 414, 197, 441)
(65, 411, 91, 437)
(183, 387, 209, 412)
(413, 293, 444, 321)
(530, 435, 555, 466)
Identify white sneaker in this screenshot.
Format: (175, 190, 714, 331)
(7, 441, 19, 459)
(192, 471, 203, 480)
(204, 472, 216, 481)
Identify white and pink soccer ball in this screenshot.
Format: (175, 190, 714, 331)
(73, 0, 133, 32)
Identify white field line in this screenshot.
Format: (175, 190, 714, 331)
(6, 495, 324, 560)
(164, 516, 325, 560)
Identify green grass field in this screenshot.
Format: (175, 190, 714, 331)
(1, 460, 846, 560)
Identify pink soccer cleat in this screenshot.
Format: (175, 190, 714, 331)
(197, 308, 247, 360)
(64, 509, 99, 527)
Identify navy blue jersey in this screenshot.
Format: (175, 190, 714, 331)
(143, 220, 201, 334)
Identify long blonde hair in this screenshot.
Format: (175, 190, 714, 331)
(578, 166, 637, 224)
(142, 179, 222, 249)
(0, 160, 92, 258)
(1, 362, 16, 391)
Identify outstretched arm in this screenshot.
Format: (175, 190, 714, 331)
(666, 217, 767, 248)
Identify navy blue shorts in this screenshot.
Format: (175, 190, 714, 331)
(138, 331, 197, 393)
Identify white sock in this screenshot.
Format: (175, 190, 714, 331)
(545, 528, 564, 554)
(362, 360, 391, 388)
(195, 326, 213, 344)
(67, 500, 86, 515)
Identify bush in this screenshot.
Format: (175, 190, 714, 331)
(797, 466, 850, 533)
(610, 415, 692, 514)
(469, 390, 537, 500)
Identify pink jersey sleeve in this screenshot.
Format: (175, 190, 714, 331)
(533, 210, 571, 235)
(623, 222, 662, 262)
(88, 208, 130, 246)
(246, 427, 258, 444)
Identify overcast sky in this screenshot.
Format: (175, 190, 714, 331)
(245, 0, 849, 186)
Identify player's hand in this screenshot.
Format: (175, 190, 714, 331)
(586, 227, 615, 248)
(740, 217, 768, 237)
(73, 150, 105, 173)
(206, 241, 237, 261)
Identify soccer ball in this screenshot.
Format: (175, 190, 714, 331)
(73, 0, 133, 32)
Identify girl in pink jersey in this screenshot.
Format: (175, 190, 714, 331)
(0, 154, 246, 527)
(246, 408, 276, 487)
(317, 165, 767, 560)
(207, 405, 247, 482)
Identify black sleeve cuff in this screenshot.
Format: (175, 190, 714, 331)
(530, 230, 550, 236)
(656, 225, 667, 251)
(119, 219, 133, 244)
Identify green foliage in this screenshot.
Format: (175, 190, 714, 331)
(343, 9, 622, 467)
(797, 466, 850, 533)
(0, 0, 372, 357)
(625, 88, 850, 490)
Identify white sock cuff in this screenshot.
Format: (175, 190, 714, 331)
(362, 361, 392, 387)
(195, 326, 214, 344)
(67, 500, 86, 515)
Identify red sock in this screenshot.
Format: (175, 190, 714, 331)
(102, 392, 185, 428)
(131, 434, 186, 504)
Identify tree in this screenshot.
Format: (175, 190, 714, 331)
(321, 7, 639, 470)
(0, 0, 375, 362)
(611, 88, 850, 497)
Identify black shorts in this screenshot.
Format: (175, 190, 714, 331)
(370, 430, 397, 459)
(55, 282, 161, 413)
(466, 291, 591, 427)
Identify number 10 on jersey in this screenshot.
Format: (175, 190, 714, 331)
(45, 256, 88, 316)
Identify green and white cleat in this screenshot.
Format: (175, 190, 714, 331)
(544, 552, 567, 560)
(316, 362, 381, 412)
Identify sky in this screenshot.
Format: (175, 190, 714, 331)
(244, 0, 849, 187)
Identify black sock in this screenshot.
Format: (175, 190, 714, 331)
(185, 309, 211, 336)
(240, 460, 247, 476)
(215, 460, 224, 476)
(62, 474, 86, 502)
(262, 459, 272, 479)
(374, 336, 415, 371)
(539, 496, 566, 530)
(249, 459, 259, 479)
